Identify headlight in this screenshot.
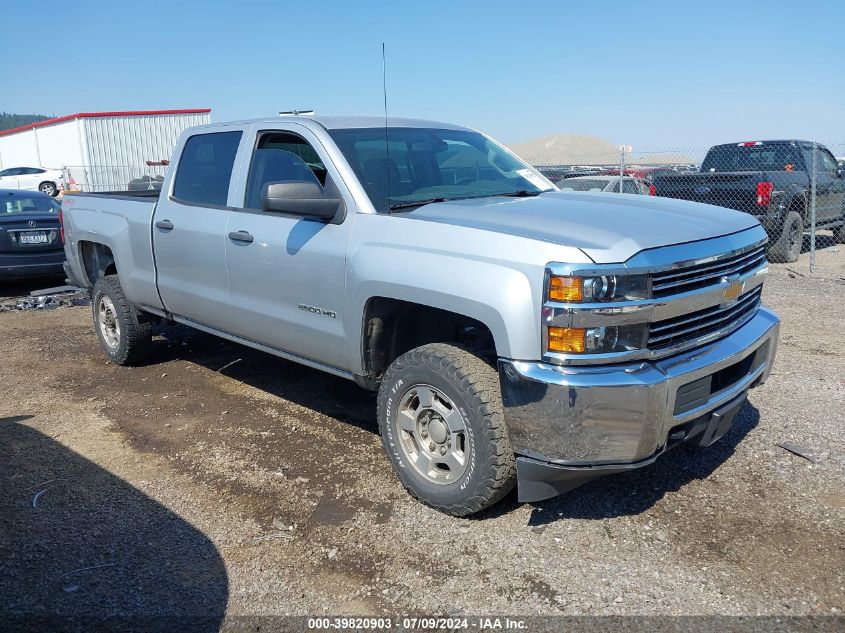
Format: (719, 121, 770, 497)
(548, 324, 648, 354)
(548, 274, 648, 303)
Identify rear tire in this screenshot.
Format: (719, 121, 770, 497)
(91, 274, 152, 365)
(377, 343, 516, 516)
(39, 181, 57, 196)
(767, 210, 803, 263)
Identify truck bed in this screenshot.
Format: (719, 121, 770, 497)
(67, 190, 161, 200)
(61, 191, 162, 312)
(653, 170, 806, 215)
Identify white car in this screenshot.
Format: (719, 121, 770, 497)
(556, 175, 653, 195)
(0, 167, 64, 196)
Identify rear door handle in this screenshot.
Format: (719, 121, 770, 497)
(228, 230, 254, 244)
(155, 219, 174, 230)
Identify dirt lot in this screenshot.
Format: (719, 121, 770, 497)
(1, 241, 843, 626)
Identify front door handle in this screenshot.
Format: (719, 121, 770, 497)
(228, 230, 254, 244)
(154, 219, 174, 230)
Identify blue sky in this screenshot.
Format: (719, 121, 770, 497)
(4, 0, 843, 149)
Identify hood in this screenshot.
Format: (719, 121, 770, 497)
(404, 191, 760, 263)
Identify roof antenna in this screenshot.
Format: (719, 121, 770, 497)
(382, 42, 391, 211)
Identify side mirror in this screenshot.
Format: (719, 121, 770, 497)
(261, 181, 340, 221)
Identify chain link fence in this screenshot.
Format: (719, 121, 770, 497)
(527, 141, 845, 270)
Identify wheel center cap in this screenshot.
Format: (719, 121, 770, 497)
(427, 417, 448, 444)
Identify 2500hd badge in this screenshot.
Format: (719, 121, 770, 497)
(298, 303, 337, 318)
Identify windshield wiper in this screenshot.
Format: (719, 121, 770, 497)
(388, 197, 449, 212)
(492, 190, 544, 198)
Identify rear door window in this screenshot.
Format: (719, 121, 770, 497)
(173, 131, 242, 206)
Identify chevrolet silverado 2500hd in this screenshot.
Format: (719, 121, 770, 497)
(61, 116, 780, 516)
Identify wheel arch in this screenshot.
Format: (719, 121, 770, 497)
(358, 296, 501, 387)
(784, 187, 807, 220)
(79, 241, 118, 286)
(347, 258, 540, 383)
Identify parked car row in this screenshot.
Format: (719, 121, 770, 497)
(538, 164, 698, 183)
(556, 175, 654, 195)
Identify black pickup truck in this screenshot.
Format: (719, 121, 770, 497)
(653, 140, 845, 262)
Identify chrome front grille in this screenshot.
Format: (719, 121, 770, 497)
(648, 286, 762, 350)
(651, 244, 767, 298)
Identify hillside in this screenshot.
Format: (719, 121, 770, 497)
(509, 134, 618, 165)
(0, 113, 50, 132)
(509, 133, 696, 166)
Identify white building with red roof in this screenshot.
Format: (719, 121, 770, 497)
(0, 109, 211, 191)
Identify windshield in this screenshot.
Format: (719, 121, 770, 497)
(557, 178, 609, 192)
(1, 195, 60, 215)
(701, 144, 801, 173)
(328, 127, 554, 211)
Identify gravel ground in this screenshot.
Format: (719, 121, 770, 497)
(0, 240, 843, 628)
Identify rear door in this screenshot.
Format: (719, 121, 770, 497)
(223, 123, 352, 370)
(152, 126, 250, 331)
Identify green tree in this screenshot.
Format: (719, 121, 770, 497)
(0, 113, 51, 132)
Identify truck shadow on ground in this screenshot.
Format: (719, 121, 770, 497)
(149, 323, 379, 436)
(518, 401, 761, 526)
(0, 418, 228, 631)
(148, 325, 762, 523)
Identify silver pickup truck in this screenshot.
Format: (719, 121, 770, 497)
(61, 115, 780, 516)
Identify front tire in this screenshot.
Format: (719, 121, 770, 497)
(767, 210, 803, 263)
(92, 275, 152, 365)
(377, 343, 516, 516)
(39, 181, 58, 196)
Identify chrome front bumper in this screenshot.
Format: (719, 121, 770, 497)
(499, 307, 780, 499)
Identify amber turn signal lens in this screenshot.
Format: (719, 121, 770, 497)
(548, 326, 586, 353)
(548, 276, 582, 302)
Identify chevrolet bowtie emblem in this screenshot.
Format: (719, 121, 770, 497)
(722, 277, 744, 301)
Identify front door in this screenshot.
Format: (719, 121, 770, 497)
(17, 168, 42, 191)
(802, 146, 845, 223)
(814, 148, 845, 222)
(152, 127, 248, 332)
(224, 124, 351, 370)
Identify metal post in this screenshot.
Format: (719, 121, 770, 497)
(619, 147, 626, 192)
(810, 142, 817, 273)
